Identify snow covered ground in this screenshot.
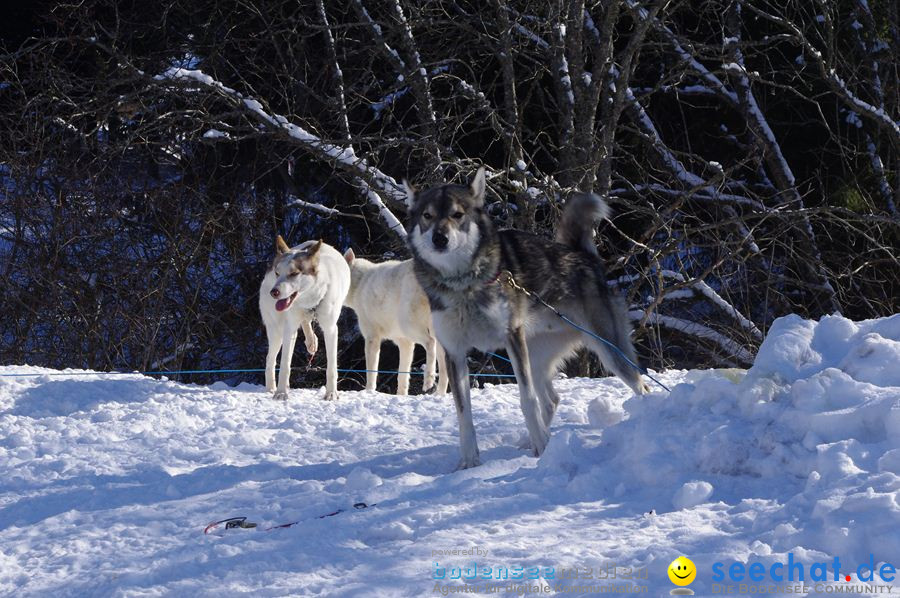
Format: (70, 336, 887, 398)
(0, 314, 898, 597)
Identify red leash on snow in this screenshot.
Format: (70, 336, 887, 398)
(203, 502, 374, 535)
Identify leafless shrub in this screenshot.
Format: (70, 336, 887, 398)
(1, 0, 896, 383)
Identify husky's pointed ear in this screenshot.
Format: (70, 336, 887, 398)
(402, 179, 417, 210)
(470, 167, 486, 207)
(306, 239, 324, 270)
(276, 235, 291, 255)
(298, 240, 324, 275)
(343, 248, 355, 264)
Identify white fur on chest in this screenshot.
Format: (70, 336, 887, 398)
(432, 291, 510, 354)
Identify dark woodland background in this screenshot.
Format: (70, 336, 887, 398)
(1, 0, 897, 392)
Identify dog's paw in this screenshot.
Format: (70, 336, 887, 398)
(273, 390, 289, 401)
(455, 456, 482, 471)
(530, 431, 549, 457)
(322, 390, 339, 401)
(515, 432, 533, 451)
(455, 449, 482, 470)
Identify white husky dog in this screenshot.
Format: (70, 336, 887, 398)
(259, 236, 350, 401)
(342, 250, 447, 396)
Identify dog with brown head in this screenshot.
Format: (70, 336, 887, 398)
(259, 236, 350, 401)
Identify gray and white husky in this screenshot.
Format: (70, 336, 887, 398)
(259, 236, 350, 401)
(407, 168, 649, 469)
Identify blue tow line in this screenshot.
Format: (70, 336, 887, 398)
(0, 367, 515, 379)
(497, 271, 671, 393)
(553, 312, 670, 392)
(2, 341, 667, 391)
(2, 288, 669, 391)
(485, 351, 512, 363)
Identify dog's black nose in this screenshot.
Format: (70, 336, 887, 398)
(270, 288, 280, 298)
(432, 230, 449, 249)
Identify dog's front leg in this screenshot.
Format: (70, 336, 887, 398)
(506, 327, 550, 456)
(446, 351, 481, 469)
(274, 325, 298, 400)
(264, 325, 280, 392)
(322, 320, 340, 401)
(300, 317, 318, 358)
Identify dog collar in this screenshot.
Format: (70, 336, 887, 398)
(428, 259, 503, 291)
(485, 268, 503, 285)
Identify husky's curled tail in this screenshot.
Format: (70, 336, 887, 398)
(554, 192, 649, 397)
(554, 193, 611, 257)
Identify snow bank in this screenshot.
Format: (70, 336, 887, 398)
(539, 313, 900, 571)
(750, 313, 900, 386)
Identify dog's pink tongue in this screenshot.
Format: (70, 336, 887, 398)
(275, 297, 290, 311)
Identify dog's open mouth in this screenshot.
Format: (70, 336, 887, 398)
(275, 291, 298, 312)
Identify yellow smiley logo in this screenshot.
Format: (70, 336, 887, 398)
(668, 556, 697, 586)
